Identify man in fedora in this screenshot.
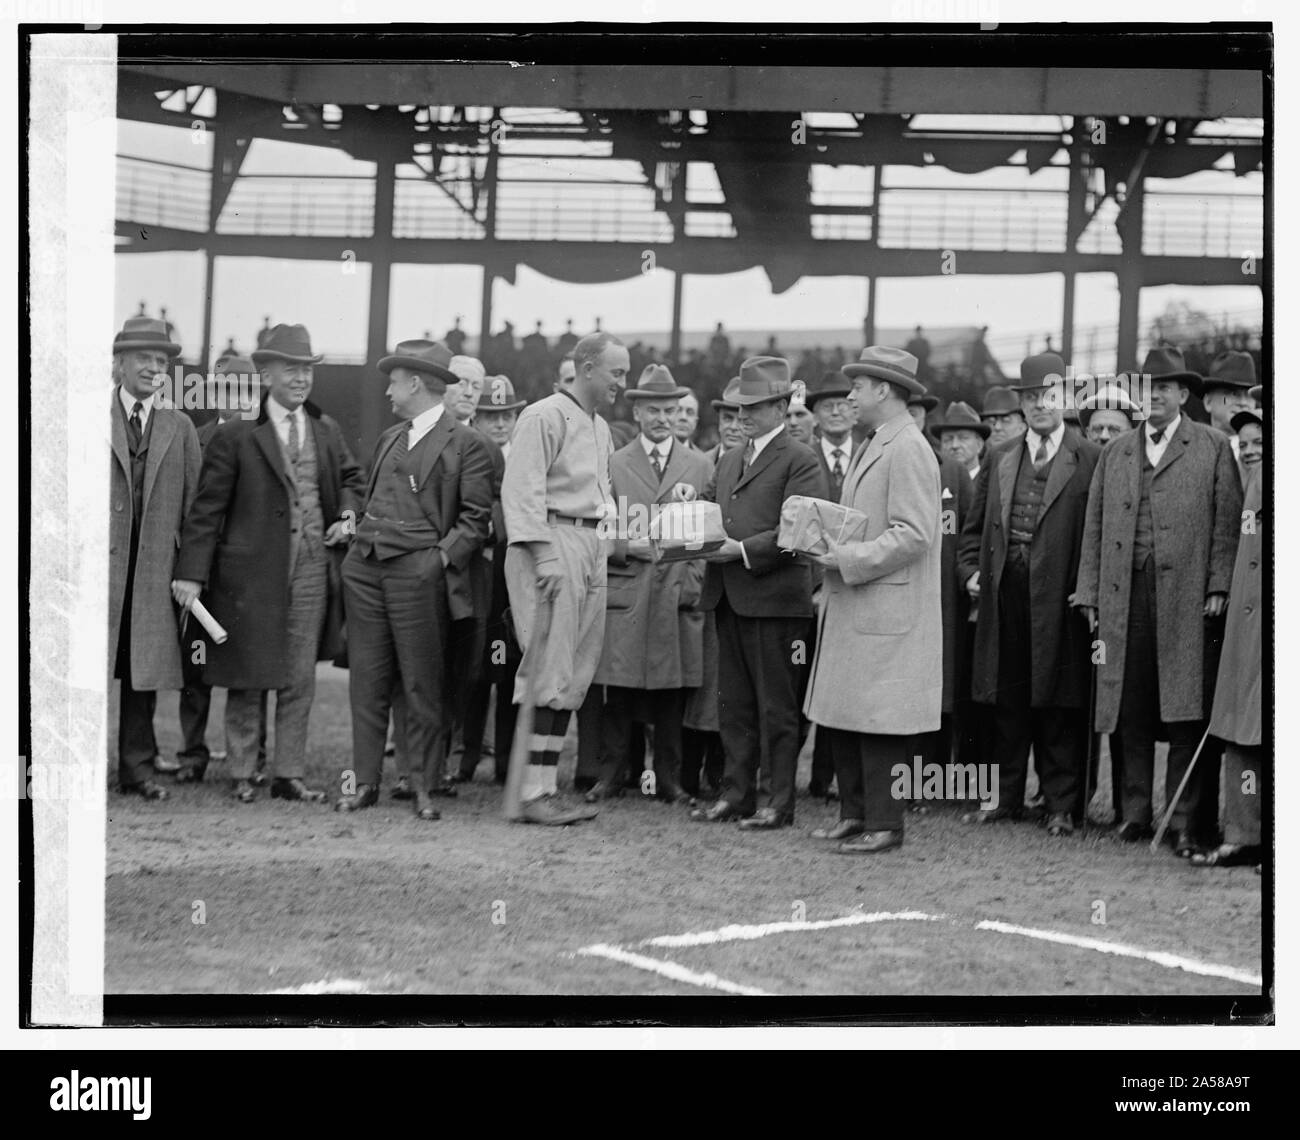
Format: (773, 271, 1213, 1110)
(174, 323, 364, 805)
(706, 391, 746, 464)
(456, 375, 528, 785)
(980, 385, 1027, 449)
(1075, 346, 1241, 854)
(806, 370, 856, 504)
(906, 388, 941, 455)
(501, 331, 628, 824)
(804, 347, 942, 853)
(690, 356, 827, 830)
(333, 339, 493, 820)
(587, 364, 712, 804)
(1200, 350, 1256, 442)
(110, 316, 202, 799)
(958, 352, 1101, 834)
(932, 401, 991, 483)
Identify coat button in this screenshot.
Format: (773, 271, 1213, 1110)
(1112, 583, 1120, 591)
(1250, 560, 1258, 569)
(1124, 502, 1131, 509)
(276, 509, 284, 517)
(115, 503, 124, 512)
(1115, 540, 1122, 548)
(1245, 605, 1254, 615)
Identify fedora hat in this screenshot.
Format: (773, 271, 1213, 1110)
(1137, 345, 1202, 394)
(931, 400, 992, 439)
(980, 385, 1025, 418)
(711, 391, 741, 412)
(251, 323, 324, 365)
(1011, 352, 1067, 393)
(805, 370, 853, 408)
(476, 375, 526, 413)
(842, 346, 926, 397)
(1230, 408, 1264, 435)
(112, 316, 181, 358)
(378, 339, 459, 386)
(1249, 384, 1262, 403)
(214, 353, 256, 376)
(720, 356, 794, 407)
(1203, 350, 1257, 393)
(625, 363, 691, 401)
(1076, 384, 1145, 428)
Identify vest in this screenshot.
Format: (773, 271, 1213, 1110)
(354, 429, 441, 560)
(1008, 447, 1053, 549)
(276, 412, 324, 572)
(118, 395, 153, 537)
(1132, 450, 1156, 569)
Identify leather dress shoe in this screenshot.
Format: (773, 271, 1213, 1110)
(413, 794, 441, 822)
(1171, 828, 1201, 859)
(1115, 821, 1153, 843)
(152, 752, 182, 774)
(391, 776, 415, 801)
(584, 779, 624, 804)
(837, 829, 903, 854)
(963, 806, 1018, 824)
(250, 769, 269, 788)
(231, 778, 256, 803)
(738, 807, 793, 830)
(690, 799, 744, 823)
(173, 758, 208, 785)
(122, 779, 170, 801)
(655, 781, 693, 805)
(336, 784, 380, 812)
(272, 777, 327, 803)
(517, 796, 599, 826)
(572, 775, 597, 793)
(1046, 811, 1075, 836)
(430, 780, 459, 798)
(812, 818, 866, 841)
(449, 771, 474, 785)
(1191, 843, 1261, 868)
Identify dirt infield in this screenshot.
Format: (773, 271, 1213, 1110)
(105, 667, 1265, 999)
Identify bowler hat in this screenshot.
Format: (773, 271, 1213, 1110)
(251, 323, 324, 365)
(720, 356, 794, 407)
(980, 385, 1025, 418)
(625, 363, 691, 401)
(842, 346, 926, 397)
(476, 375, 526, 413)
(805, 370, 853, 408)
(1230, 408, 1264, 435)
(1011, 352, 1067, 393)
(113, 316, 181, 358)
(1137, 345, 1202, 394)
(378, 339, 459, 386)
(1077, 384, 1145, 428)
(931, 401, 992, 439)
(1203, 350, 1257, 394)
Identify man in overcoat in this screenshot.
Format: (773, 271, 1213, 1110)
(804, 346, 942, 853)
(173, 324, 364, 804)
(1075, 347, 1241, 853)
(588, 364, 712, 804)
(958, 352, 1101, 834)
(110, 317, 202, 799)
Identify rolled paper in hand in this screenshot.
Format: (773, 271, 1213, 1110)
(189, 598, 228, 644)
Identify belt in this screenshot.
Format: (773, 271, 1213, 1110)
(547, 511, 601, 529)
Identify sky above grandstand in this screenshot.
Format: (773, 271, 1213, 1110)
(115, 116, 1264, 374)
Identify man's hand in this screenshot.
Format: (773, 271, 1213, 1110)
(1080, 605, 1098, 634)
(324, 522, 350, 546)
(535, 560, 565, 602)
(706, 537, 745, 563)
(966, 571, 981, 599)
(171, 579, 202, 611)
(1204, 592, 1228, 619)
(809, 536, 842, 570)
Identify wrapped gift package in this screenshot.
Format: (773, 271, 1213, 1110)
(778, 495, 870, 556)
(649, 500, 727, 563)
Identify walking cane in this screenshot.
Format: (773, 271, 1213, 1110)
(1081, 661, 1097, 832)
(503, 591, 555, 821)
(1149, 724, 1213, 854)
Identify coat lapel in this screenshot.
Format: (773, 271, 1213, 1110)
(110, 391, 130, 480)
(997, 444, 1020, 535)
(367, 428, 402, 500)
(416, 412, 454, 488)
(1039, 433, 1078, 518)
(142, 411, 177, 511)
(735, 429, 784, 491)
(626, 438, 663, 497)
(253, 419, 294, 494)
(1152, 415, 1193, 480)
(654, 439, 691, 501)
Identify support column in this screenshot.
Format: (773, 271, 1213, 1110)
(478, 269, 494, 357)
(863, 276, 876, 346)
(363, 157, 397, 455)
(1061, 141, 1087, 364)
(1115, 176, 1145, 372)
(200, 249, 216, 373)
(670, 269, 684, 363)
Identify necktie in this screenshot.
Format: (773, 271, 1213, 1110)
(743, 439, 756, 470)
(287, 412, 300, 464)
(1150, 427, 1164, 446)
(396, 424, 410, 456)
(831, 448, 844, 484)
(1033, 436, 1049, 471)
(650, 446, 664, 482)
(128, 401, 143, 449)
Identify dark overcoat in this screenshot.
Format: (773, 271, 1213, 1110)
(1209, 468, 1263, 747)
(937, 451, 972, 713)
(1074, 416, 1241, 732)
(175, 401, 364, 689)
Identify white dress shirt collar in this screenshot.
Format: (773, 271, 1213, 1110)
(820, 435, 851, 466)
(407, 401, 445, 448)
(747, 422, 785, 460)
(118, 385, 155, 426)
(1026, 420, 1066, 463)
(266, 395, 304, 445)
(1145, 412, 1180, 465)
(640, 433, 671, 462)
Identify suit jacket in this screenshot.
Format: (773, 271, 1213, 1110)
(958, 430, 1100, 708)
(108, 393, 202, 690)
(700, 428, 827, 619)
(595, 438, 713, 690)
(1075, 415, 1242, 732)
(175, 400, 365, 689)
(804, 411, 943, 735)
(937, 452, 972, 713)
(361, 413, 495, 623)
(810, 430, 854, 503)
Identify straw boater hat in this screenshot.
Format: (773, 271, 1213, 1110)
(980, 385, 1023, 419)
(1136, 345, 1202, 395)
(625, 363, 691, 401)
(720, 356, 795, 406)
(1010, 352, 1067, 393)
(931, 400, 992, 439)
(805, 370, 853, 408)
(842, 345, 927, 398)
(1203, 350, 1256, 395)
(377, 339, 459, 387)
(113, 316, 181, 358)
(250, 323, 323, 365)
(1076, 384, 1146, 429)
(476, 375, 526, 413)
